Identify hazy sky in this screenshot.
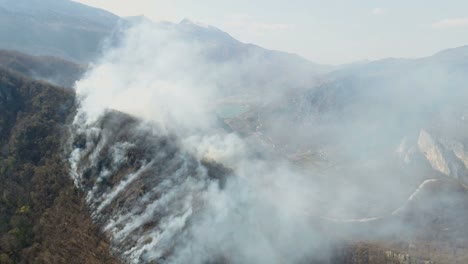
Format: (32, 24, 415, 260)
(75, 0, 468, 64)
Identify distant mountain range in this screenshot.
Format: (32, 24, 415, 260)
(0, 0, 333, 99)
(227, 43, 468, 199)
(0, 0, 119, 62)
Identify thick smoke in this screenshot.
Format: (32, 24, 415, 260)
(76, 21, 216, 133)
(70, 19, 468, 263)
(72, 20, 333, 263)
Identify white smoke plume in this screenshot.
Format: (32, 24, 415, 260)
(69, 18, 468, 263)
(76, 21, 216, 133)
(71, 19, 333, 263)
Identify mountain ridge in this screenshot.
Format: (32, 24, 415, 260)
(0, 0, 119, 62)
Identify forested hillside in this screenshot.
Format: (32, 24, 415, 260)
(0, 50, 84, 87)
(0, 67, 116, 263)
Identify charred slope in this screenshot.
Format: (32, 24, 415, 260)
(0, 50, 85, 88)
(69, 111, 231, 263)
(0, 67, 116, 263)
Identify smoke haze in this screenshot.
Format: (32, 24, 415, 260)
(69, 19, 468, 263)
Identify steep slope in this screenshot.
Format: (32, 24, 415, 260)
(0, 0, 119, 62)
(68, 110, 233, 263)
(0, 50, 84, 87)
(0, 67, 116, 263)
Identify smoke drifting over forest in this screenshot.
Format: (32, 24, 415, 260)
(69, 19, 468, 263)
